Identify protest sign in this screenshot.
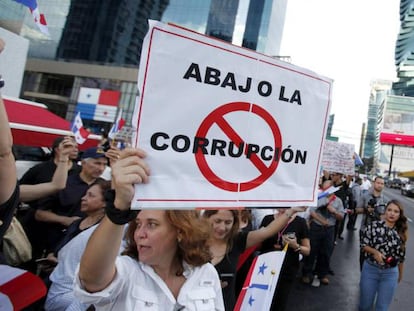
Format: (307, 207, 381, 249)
(321, 140, 355, 175)
(132, 20, 332, 208)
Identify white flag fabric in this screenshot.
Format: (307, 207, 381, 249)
(108, 108, 125, 139)
(235, 250, 286, 311)
(71, 112, 89, 144)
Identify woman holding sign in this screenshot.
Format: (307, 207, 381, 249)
(203, 206, 307, 311)
(74, 148, 224, 310)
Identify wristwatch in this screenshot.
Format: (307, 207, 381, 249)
(0, 75, 4, 89)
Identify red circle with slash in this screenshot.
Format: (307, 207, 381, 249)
(195, 102, 282, 192)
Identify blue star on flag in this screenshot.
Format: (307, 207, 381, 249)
(248, 295, 255, 306)
(258, 262, 268, 275)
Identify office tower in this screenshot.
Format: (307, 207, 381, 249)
(364, 80, 391, 159)
(393, 0, 414, 96)
(57, 0, 169, 65)
(162, 0, 287, 56)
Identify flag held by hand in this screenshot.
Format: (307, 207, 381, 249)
(71, 112, 89, 144)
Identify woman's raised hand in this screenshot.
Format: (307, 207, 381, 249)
(111, 148, 150, 210)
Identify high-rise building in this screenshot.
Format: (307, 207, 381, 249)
(57, 0, 169, 66)
(162, 0, 287, 56)
(393, 0, 414, 96)
(0, 0, 72, 59)
(362, 80, 392, 173)
(0, 0, 288, 134)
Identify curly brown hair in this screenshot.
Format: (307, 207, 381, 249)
(122, 210, 212, 268)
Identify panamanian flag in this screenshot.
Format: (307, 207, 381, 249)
(71, 111, 89, 144)
(235, 250, 286, 311)
(13, 0, 49, 35)
(318, 185, 342, 199)
(108, 108, 125, 140)
(76, 87, 120, 123)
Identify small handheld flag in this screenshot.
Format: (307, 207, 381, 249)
(354, 152, 364, 166)
(108, 108, 125, 140)
(235, 250, 287, 311)
(13, 0, 49, 36)
(318, 185, 342, 200)
(71, 112, 89, 144)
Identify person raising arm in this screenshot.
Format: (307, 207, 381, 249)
(75, 148, 224, 310)
(19, 136, 76, 202)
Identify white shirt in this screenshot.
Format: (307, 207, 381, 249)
(46, 226, 98, 311)
(46, 225, 127, 311)
(74, 257, 224, 311)
(361, 179, 371, 191)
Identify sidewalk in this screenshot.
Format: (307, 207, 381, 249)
(287, 219, 361, 311)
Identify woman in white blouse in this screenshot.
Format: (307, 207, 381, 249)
(74, 148, 224, 310)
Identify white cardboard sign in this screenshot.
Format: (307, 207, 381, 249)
(131, 20, 332, 208)
(321, 140, 355, 175)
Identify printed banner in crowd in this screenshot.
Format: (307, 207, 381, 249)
(131, 20, 333, 209)
(76, 87, 120, 123)
(321, 140, 355, 175)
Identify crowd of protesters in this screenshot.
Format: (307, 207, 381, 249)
(0, 40, 408, 311)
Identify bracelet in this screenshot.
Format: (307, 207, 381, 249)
(104, 189, 138, 225)
(294, 246, 301, 252)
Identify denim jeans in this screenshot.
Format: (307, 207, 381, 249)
(302, 223, 335, 278)
(359, 261, 399, 311)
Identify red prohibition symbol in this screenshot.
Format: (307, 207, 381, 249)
(195, 102, 282, 192)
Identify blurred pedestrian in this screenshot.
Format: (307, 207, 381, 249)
(259, 208, 310, 311)
(203, 206, 306, 311)
(359, 200, 408, 311)
(356, 176, 387, 270)
(302, 180, 344, 286)
(346, 177, 363, 230)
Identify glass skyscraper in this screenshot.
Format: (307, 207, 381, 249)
(57, 0, 169, 66)
(0, 0, 288, 133)
(162, 0, 287, 56)
(393, 0, 414, 96)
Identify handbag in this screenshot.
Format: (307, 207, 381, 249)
(2, 216, 32, 266)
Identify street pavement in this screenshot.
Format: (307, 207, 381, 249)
(286, 187, 414, 311)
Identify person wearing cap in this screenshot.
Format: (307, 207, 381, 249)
(19, 136, 80, 263)
(34, 147, 108, 259)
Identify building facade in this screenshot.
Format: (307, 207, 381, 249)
(393, 0, 414, 96)
(162, 0, 287, 56)
(363, 80, 392, 161)
(1, 0, 287, 134)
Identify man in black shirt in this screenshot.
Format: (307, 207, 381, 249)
(34, 147, 108, 254)
(19, 136, 80, 260)
(330, 172, 352, 241)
